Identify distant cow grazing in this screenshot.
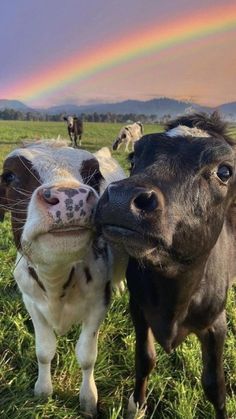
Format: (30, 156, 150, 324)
(63, 116, 83, 147)
(0, 140, 126, 417)
(96, 113, 236, 418)
(112, 122, 143, 152)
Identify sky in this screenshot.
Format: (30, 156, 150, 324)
(0, 0, 236, 108)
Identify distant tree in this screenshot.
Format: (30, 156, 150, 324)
(161, 114, 171, 124)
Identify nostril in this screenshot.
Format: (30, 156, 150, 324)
(41, 188, 60, 205)
(86, 189, 98, 204)
(133, 191, 158, 212)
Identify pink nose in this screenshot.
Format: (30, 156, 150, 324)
(38, 186, 97, 224)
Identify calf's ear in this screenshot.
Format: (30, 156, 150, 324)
(80, 158, 104, 194)
(63, 117, 67, 121)
(0, 183, 6, 221)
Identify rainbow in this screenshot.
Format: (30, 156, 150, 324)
(2, 1, 236, 103)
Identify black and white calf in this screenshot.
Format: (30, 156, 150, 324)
(112, 122, 144, 152)
(63, 116, 83, 147)
(0, 141, 126, 417)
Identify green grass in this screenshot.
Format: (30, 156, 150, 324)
(0, 121, 235, 418)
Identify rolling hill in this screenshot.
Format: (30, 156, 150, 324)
(46, 98, 211, 117)
(0, 97, 236, 120)
(0, 99, 32, 111)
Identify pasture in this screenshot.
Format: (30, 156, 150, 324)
(0, 120, 235, 419)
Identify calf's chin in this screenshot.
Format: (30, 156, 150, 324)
(22, 230, 93, 266)
(101, 224, 158, 261)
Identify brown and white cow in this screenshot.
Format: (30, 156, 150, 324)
(63, 116, 83, 147)
(0, 140, 126, 417)
(112, 122, 143, 152)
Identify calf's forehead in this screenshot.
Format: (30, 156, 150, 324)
(6, 144, 97, 183)
(67, 116, 74, 124)
(134, 135, 234, 172)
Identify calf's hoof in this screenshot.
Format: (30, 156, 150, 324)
(80, 398, 97, 418)
(34, 379, 53, 397)
(127, 394, 146, 419)
(80, 386, 98, 418)
(215, 406, 228, 419)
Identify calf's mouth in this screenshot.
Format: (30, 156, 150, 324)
(48, 224, 93, 235)
(101, 223, 194, 267)
(101, 223, 165, 257)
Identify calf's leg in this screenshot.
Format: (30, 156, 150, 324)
(24, 297, 56, 396)
(127, 297, 156, 418)
(125, 139, 131, 152)
(68, 130, 74, 147)
(76, 308, 106, 416)
(197, 311, 227, 419)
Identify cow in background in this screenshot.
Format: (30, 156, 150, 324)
(112, 122, 143, 152)
(63, 116, 83, 147)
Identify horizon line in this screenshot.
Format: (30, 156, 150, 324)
(1, 95, 236, 110)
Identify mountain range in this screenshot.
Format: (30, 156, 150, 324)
(0, 99, 33, 111)
(1, 98, 236, 120)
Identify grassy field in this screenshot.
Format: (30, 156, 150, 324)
(0, 120, 235, 419)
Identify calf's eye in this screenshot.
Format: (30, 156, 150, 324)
(2, 172, 16, 184)
(216, 165, 232, 183)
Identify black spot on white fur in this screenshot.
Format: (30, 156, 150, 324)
(63, 267, 75, 290)
(28, 266, 46, 292)
(104, 281, 111, 306)
(84, 267, 93, 283)
(58, 188, 79, 198)
(80, 158, 104, 193)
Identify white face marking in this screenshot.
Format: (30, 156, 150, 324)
(67, 116, 74, 128)
(166, 125, 210, 138)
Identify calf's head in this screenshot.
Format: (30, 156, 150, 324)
(112, 128, 129, 150)
(96, 113, 236, 272)
(64, 116, 77, 129)
(0, 141, 104, 266)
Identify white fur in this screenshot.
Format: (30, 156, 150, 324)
(166, 125, 210, 138)
(113, 122, 143, 152)
(7, 141, 127, 416)
(127, 394, 146, 419)
(95, 147, 126, 193)
(66, 116, 74, 128)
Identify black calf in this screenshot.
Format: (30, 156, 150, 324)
(96, 112, 236, 418)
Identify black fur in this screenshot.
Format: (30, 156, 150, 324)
(166, 111, 232, 143)
(96, 113, 236, 418)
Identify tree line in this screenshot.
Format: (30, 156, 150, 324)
(0, 108, 171, 124)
